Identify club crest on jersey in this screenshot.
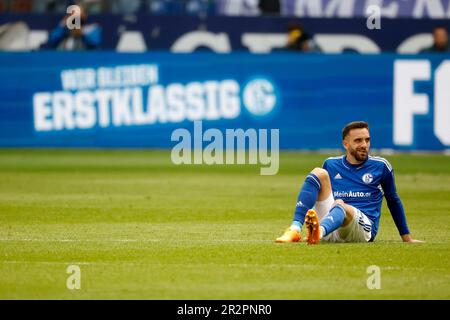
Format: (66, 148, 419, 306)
(362, 173, 373, 184)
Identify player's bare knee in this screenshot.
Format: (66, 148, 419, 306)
(311, 167, 329, 181)
(334, 199, 345, 206)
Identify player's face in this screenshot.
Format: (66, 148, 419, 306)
(344, 128, 370, 162)
(434, 28, 448, 49)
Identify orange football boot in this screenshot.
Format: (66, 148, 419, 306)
(305, 209, 321, 245)
(275, 228, 302, 243)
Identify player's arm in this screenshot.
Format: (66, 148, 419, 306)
(82, 26, 102, 49)
(381, 165, 424, 243)
(46, 22, 68, 48)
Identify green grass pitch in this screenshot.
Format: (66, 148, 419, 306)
(0, 150, 449, 299)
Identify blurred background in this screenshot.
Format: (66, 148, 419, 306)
(0, 0, 449, 151)
(1, 0, 449, 53)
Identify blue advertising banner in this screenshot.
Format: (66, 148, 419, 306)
(0, 52, 449, 150)
(1, 14, 450, 53)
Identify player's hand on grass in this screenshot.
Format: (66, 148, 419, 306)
(401, 234, 425, 243)
(404, 238, 425, 243)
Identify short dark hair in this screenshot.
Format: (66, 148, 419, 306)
(433, 25, 447, 33)
(342, 121, 369, 140)
(287, 22, 304, 33)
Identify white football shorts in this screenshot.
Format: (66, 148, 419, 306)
(313, 193, 372, 243)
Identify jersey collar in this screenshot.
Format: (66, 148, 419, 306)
(342, 154, 368, 170)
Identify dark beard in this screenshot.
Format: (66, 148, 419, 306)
(350, 148, 368, 162)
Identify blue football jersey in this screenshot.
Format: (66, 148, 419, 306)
(323, 155, 410, 240)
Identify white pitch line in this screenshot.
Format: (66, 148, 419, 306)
(0, 261, 386, 270)
(1, 261, 443, 272)
(0, 261, 364, 269)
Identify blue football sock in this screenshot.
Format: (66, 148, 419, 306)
(320, 204, 346, 237)
(292, 173, 321, 228)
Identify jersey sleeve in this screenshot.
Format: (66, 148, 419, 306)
(380, 163, 410, 236)
(322, 159, 328, 171)
(46, 23, 68, 48)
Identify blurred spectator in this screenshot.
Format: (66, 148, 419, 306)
(42, 4, 102, 50)
(285, 22, 310, 52)
(282, 22, 321, 53)
(258, 0, 279, 16)
(422, 26, 449, 53)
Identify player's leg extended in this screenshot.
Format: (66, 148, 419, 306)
(276, 168, 332, 243)
(305, 199, 355, 244)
